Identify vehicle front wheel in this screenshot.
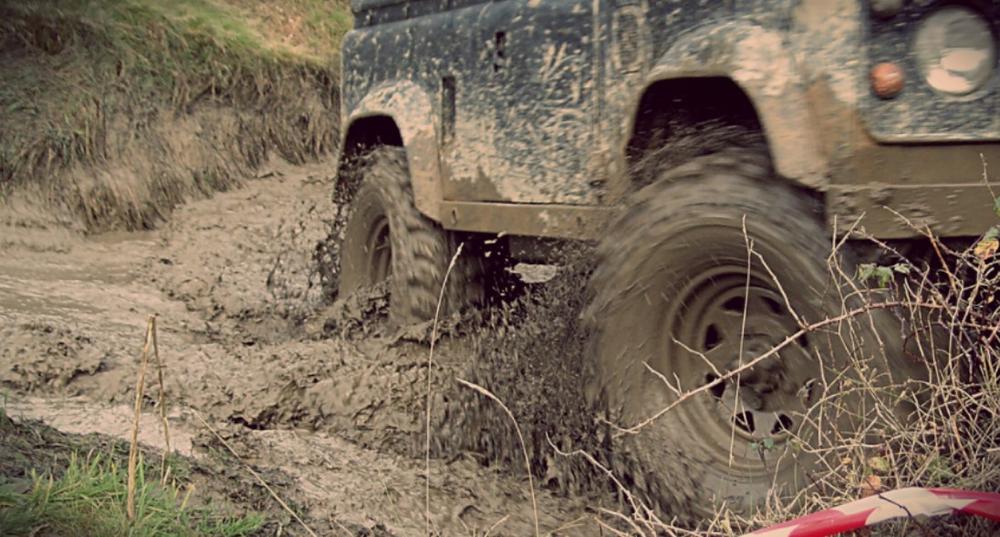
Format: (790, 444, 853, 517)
(583, 149, 920, 517)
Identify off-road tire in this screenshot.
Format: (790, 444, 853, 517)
(583, 149, 922, 517)
(338, 146, 482, 326)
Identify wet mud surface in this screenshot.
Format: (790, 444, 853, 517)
(0, 159, 602, 536)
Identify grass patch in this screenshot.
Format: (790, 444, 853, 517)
(0, 453, 262, 537)
(0, 411, 315, 536)
(0, 398, 260, 536)
(222, 0, 353, 60)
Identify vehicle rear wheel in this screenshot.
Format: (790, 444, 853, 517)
(583, 149, 920, 517)
(338, 146, 481, 326)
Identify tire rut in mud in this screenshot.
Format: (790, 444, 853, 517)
(143, 158, 610, 498)
(217, 241, 617, 508)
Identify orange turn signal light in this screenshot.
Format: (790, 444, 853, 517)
(871, 62, 905, 99)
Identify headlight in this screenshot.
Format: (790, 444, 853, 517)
(914, 6, 996, 96)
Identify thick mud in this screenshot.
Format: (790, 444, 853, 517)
(0, 158, 602, 536)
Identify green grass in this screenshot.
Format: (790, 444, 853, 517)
(220, 0, 352, 60)
(293, 0, 354, 59)
(0, 453, 262, 537)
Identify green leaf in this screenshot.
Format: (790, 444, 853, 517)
(857, 263, 894, 287)
(984, 226, 1000, 242)
(993, 196, 1000, 218)
(868, 456, 890, 473)
(857, 263, 877, 282)
(876, 266, 893, 287)
(762, 437, 776, 450)
(892, 263, 911, 275)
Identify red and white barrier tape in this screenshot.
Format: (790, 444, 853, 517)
(742, 487, 1000, 537)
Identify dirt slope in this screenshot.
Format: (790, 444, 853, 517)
(0, 0, 340, 234)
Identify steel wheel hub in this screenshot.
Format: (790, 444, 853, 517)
(665, 267, 818, 472)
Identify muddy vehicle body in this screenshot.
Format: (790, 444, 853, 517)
(336, 0, 999, 517)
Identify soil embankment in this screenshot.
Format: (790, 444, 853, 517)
(0, 0, 339, 235)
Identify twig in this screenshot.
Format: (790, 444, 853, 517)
(883, 207, 961, 300)
(752, 249, 805, 328)
(127, 317, 153, 521)
(192, 411, 319, 537)
(148, 316, 172, 485)
(545, 515, 590, 535)
(672, 337, 723, 378)
(643, 361, 682, 397)
(876, 493, 936, 537)
(457, 378, 540, 537)
(546, 435, 643, 520)
(605, 300, 945, 436)
(981, 153, 996, 200)
(425, 243, 463, 537)
(731, 215, 753, 465)
(333, 520, 359, 537)
(483, 514, 509, 537)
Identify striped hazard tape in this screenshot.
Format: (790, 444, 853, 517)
(742, 488, 1000, 537)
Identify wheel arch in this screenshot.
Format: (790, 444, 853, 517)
(336, 81, 442, 220)
(626, 22, 828, 191)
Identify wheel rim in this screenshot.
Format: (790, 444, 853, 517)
(365, 216, 392, 283)
(660, 265, 819, 478)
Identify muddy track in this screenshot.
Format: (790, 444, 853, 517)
(0, 158, 604, 536)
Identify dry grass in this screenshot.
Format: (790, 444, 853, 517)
(425, 245, 465, 536)
(221, 0, 352, 61)
(565, 211, 1000, 536)
(126, 317, 154, 520)
(0, 0, 343, 231)
(127, 314, 317, 535)
(126, 316, 173, 518)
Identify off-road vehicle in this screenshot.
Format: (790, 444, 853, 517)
(335, 0, 999, 516)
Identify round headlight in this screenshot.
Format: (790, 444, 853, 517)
(914, 6, 996, 96)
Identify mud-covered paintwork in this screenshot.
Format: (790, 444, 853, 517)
(340, 0, 1000, 240)
(862, 0, 1000, 142)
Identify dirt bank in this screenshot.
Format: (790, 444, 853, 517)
(0, 158, 599, 536)
(0, 0, 340, 233)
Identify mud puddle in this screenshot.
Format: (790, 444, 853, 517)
(0, 157, 601, 536)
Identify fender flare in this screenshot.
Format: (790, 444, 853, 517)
(340, 80, 443, 220)
(640, 22, 828, 189)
